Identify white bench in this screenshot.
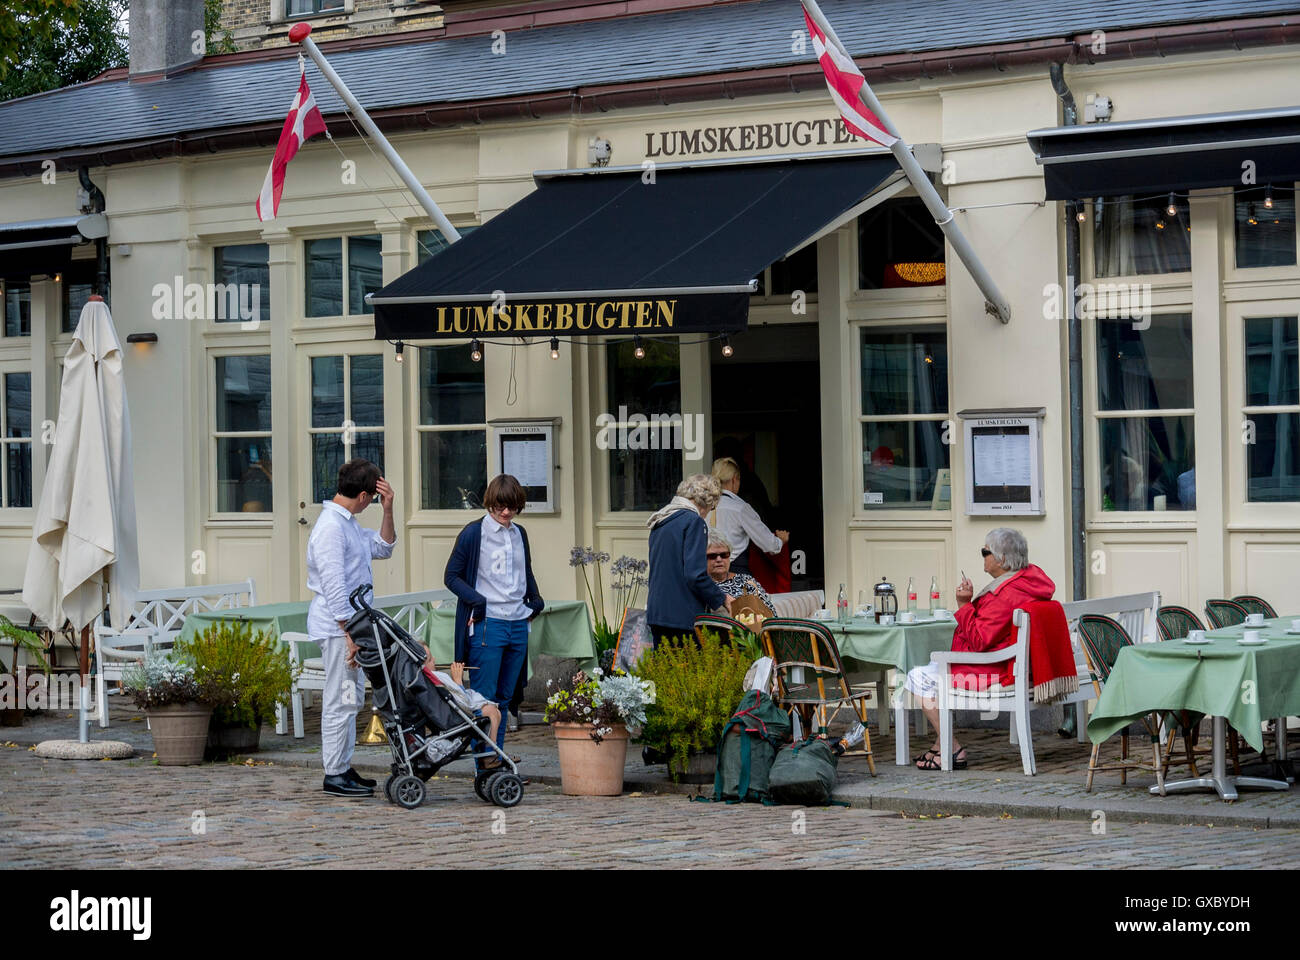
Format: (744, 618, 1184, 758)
(769, 589, 825, 619)
(94, 579, 257, 728)
(894, 590, 1161, 774)
(280, 588, 454, 739)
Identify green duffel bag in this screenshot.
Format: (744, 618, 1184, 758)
(713, 690, 792, 804)
(768, 737, 839, 805)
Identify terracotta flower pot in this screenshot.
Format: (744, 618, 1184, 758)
(148, 703, 213, 766)
(552, 721, 629, 796)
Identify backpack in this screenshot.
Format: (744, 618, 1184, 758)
(768, 737, 839, 805)
(713, 690, 792, 803)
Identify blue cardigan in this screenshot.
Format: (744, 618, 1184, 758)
(443, 518, 545, 664)
(646, 509, 725, 630)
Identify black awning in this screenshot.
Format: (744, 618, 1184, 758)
(1026, 107, 1300, 201)
(370, 151, 900, 340)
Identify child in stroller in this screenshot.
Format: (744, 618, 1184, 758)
(344, 584, 525, 809)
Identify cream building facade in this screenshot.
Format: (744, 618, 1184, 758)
(2, 2, 1299, 621)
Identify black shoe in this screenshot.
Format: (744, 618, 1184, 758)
(344, 768, 376, 788)
(323, 773, 373, 798)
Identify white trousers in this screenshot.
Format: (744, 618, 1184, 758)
(318, 633, 365, 776)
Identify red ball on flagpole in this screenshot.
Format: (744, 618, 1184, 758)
(289, 22, 312, 42)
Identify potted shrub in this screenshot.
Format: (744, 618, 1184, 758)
(636, 633, 751, 783)
(121, 654, 219, 765)
(0, 615, 48, 727)
(544, 668, 653, 796)
(174, 619, 296, 759)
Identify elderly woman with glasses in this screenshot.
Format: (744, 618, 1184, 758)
(705, 530, 774, 612)
(902, 527, 1056, 770)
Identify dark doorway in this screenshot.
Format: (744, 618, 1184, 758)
(710, 323, 823, 592)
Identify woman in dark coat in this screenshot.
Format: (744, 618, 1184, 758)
(645, 474, 732, 648)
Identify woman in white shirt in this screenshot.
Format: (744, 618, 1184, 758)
(710, 457, 788, 576)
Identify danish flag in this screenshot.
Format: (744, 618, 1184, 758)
(255, 69, 328, 221)
(801, 3, 897, 148)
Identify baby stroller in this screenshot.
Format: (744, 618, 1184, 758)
(344, 584, 525, 809)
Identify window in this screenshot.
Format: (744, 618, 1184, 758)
(417, 226, 477, 265)
(417, 345, 486, 509)
(288, 0, 345, 15)
(4, 281, 30, 337)
(2, 372, 32, 508)
(214, 355, 273, 513)
(1095, 314, 1195, 511)
(62, 261, 106, 333)
(858, 198, 946, 290)
(1093, 194, 1191, 278)
(1243, 316, 1300, 502)
(305, 234, 381, 317)
(309, 354, 384, 502)
(605, 338, 681, 512)
(213, 244, 271, 324)
(752, 242, 818, 298)
(858, 326, 950, 509)
(1235, 186, 1297, 269)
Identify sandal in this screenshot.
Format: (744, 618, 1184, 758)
(913, 748, 939, 765)
(915, 747, 969, 770)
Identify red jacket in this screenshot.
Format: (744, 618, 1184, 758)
(950, 564, 1056, 688)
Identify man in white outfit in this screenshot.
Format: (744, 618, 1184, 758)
(306, 458, 396, 798)
(711, 457, 788, 576)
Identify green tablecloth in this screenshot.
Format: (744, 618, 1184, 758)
(1087, 617, 1300, 752)
(180, 601, 310, 646)
(425, 600, 597, 674)
(820, 616, 958, 674)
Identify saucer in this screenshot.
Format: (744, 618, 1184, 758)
(1182, 637, 1213, 645)
(1286, 629, 1300, 636)
(1237, 637, 1268, 645)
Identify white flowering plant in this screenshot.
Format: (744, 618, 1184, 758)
(544, 667, 655, 743)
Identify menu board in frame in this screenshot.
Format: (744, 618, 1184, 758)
(487, 417, 559, 513)
(958, 407, 1045, 516)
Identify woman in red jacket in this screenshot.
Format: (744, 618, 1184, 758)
(903, 528, 1055, 769)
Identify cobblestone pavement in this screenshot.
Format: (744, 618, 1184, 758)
(3, 745, 1298, 869)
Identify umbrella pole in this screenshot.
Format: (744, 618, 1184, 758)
(79, 624, 90, 743)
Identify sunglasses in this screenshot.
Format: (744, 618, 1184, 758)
(980, 548, 992, 558)
(706, 552, 730, 560)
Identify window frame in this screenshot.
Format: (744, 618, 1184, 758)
(211, 242, 272, 329)
(599, 336, 686, 515)
(850, 317, 952, 520)
(2, 280, 32, 339)
(303, 232, 382, 321)
(305, 349, 386, 505)
(408, 339, 489, 516)
(0, 365, 34, 512)
(210, 349, 274, 519)
(1222, 182, 1300, 285)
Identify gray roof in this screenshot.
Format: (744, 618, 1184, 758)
(1, 0, 1296, 161)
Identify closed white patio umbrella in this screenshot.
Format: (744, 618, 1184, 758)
(22, 294, 139, 704)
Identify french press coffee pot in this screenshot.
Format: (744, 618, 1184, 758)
(874, 576, 897, 623)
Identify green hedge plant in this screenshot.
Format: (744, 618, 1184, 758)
(174, 620, 297, 730)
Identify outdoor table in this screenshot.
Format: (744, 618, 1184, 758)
(179, 600, 311, 646)
(424, 600, 596, 675)
(818, 614, 958, 764)
(1087, 617, 1300, 801)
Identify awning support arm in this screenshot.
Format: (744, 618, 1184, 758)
(801, 0, 1011, 324)
(290, 23, 461, 243)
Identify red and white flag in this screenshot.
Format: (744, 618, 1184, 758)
(255, 70, 327, 222)
(801, 4, 897, 148)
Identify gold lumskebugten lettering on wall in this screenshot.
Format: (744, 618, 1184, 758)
(644, 118, 855, 158)
(433, 299, 677, 334)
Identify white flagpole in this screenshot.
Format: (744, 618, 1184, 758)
(801, 0, 1011, 324)
(289, 23, 461, 243)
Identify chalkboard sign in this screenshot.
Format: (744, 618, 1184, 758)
(614, 607, 653, 672)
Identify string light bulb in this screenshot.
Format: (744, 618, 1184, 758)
(633, 335, 645, 360)
(470, 338, 482, 362)
(721, 334, 733, 358)
(1075, 204, 1087, 223)
(550, 337, 560, 359)
(1265, 185, 1275, 210)
(394, 341, 404, 364)
(1166, 192, 1178, 218)
(1248, 204, 1258, 226)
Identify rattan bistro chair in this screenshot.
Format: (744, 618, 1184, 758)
(1232, 595, 1278, 619)
(759, 618, 876, 775)
(1204, 599, 1250, 630)
(1078, 615, 1165, 795)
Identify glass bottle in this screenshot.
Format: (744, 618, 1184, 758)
(837, 583, 849, 623)
(906, 577, 918, 613)
(929, 575, 941, 612)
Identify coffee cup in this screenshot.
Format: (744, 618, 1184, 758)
(813, 609, 831, 620)
(1245, 612, 1265, 626)
(1291, 619, 1300, 632)
(932, 608, 951, 620)
(899, 612, 916, 624)
(879, 614, 895, 625)
(1187, 629, 1206, 642)
(1243, 628, 1264, 643)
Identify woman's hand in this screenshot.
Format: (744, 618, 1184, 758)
(955, 576, 974, 606)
